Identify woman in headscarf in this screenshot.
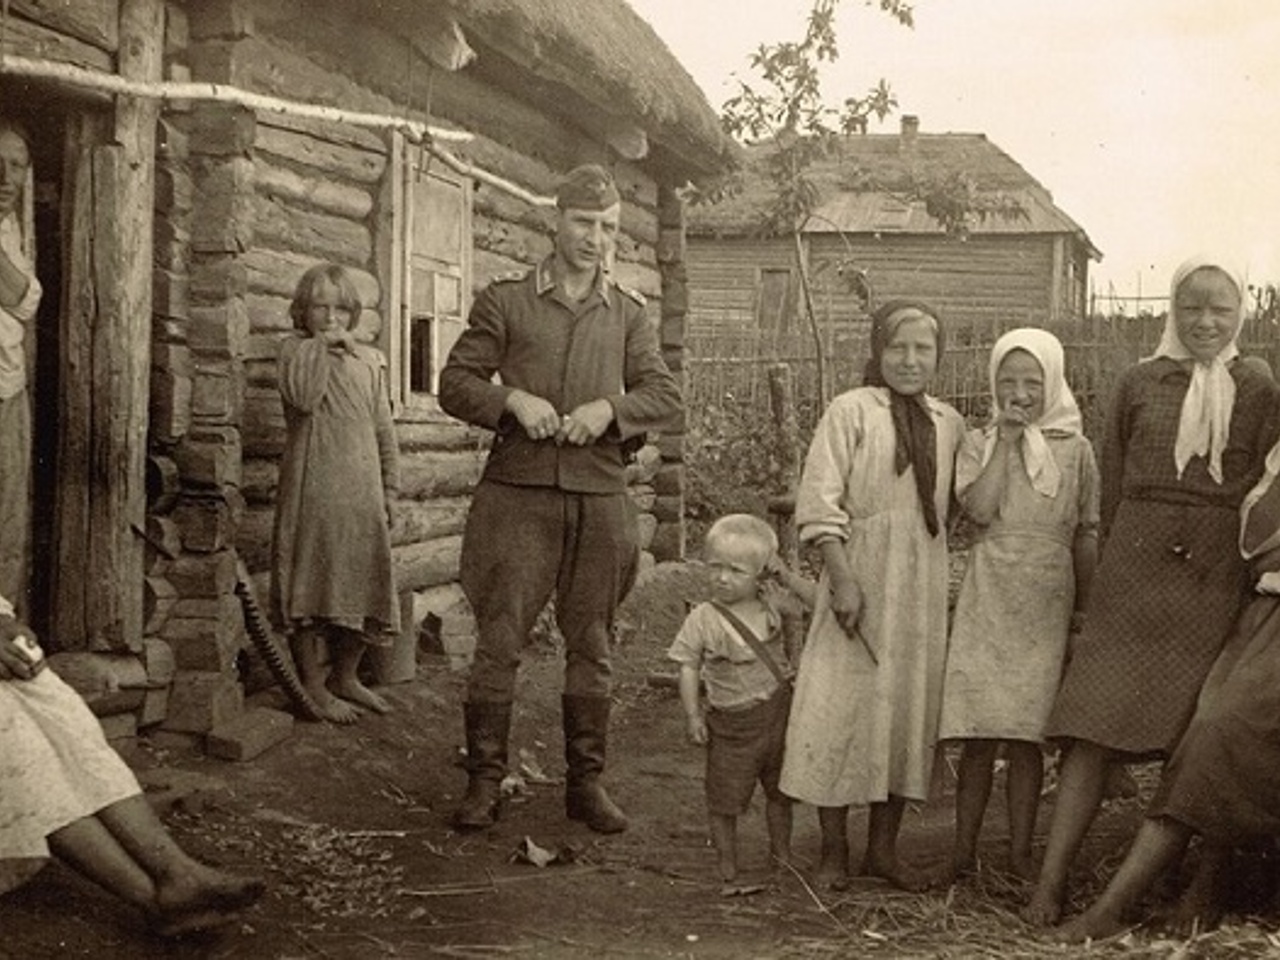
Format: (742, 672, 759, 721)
(1056, 428, 1280, 942)
(1023, 257, 1280, 926)
(939, 328, 1100, 882)
(779, 300, 965, 891)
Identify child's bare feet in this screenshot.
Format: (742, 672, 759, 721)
(331, 677, 391, 715)
(1051, 907, 1132, 944)
(1021, 882, 1066, 926)
(307, 686, 362, 724)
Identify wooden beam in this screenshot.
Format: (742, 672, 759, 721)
(83, 0, 162, 651)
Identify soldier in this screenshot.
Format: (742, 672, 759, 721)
(439, 164, 681, 834)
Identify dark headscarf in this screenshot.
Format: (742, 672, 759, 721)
(862, 299, 945, 536)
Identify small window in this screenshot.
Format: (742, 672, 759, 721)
(757, 268, 794, 333)
(389, 138, 472, 406)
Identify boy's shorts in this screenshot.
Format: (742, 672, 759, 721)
(704, 685, 791, 816)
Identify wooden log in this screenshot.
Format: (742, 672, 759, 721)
(395, 418, 482, 454)
(0, 9, 116, 71)
(391, 536, 462, 593)
(398, 451, 484, 500)
(250, 192, 372, 267)
(255, 159, 374, 221)
(241, 387, 284, 459)
(243, 248, 378, 305)
(472, 211, 552, 267)
(254, 122, 386, 184)
(391, 498, 471, 546)
(192, 156, 255, 253)
(246, 291, 292, 335)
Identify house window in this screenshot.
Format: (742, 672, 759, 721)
(757, 268, 794, 333)
(389, 138, 472, 405)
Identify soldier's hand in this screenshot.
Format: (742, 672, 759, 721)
(505, 390, 562, 441)
(558, 399, 614, 446)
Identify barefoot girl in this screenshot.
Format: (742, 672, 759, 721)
(938, 328, 1099, 881)
(780, 300, 965, 891)
(1023, 256, 1280, 925)
(271, 263, 401, 724)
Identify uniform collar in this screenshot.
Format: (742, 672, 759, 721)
(535, 255, 611, 305)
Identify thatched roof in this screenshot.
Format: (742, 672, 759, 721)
(375, 0, 739, 182)
(689, 124, 1099, 258)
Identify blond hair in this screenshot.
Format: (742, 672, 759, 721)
(704, 513, 778, 570)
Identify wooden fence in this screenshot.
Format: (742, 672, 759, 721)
(685, 313, 1280, 439)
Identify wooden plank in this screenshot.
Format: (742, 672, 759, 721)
(0, 9, 115, 73)
(83, 0, 162, 651)
(10, 0, 118, 53)
(53, 133, 98, 646)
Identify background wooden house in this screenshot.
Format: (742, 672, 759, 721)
(684, 116, 1100, 404)
(0, 0, 734, 752)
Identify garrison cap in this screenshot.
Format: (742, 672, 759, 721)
(555, 164, 620, 211)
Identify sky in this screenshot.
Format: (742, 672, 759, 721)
(626, 0, 1280, 305)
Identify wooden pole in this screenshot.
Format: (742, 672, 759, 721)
(83, 0, 162, 650)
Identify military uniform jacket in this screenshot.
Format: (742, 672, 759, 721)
(438, 256, 681, 494)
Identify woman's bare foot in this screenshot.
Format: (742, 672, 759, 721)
(150, 906, 239, 939)
(1021, 883, 1066, 926)
(156, 863, 266, 916)
(332, 677, 391, 715)
(860, 856, 932, 893)
(1008, 850, 1037, 882)
(1156, 888, 1223, 937)
(814, 849, 850, 891)
(1051, 907, 1132, 944)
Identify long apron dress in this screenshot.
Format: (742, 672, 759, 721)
(939, 431, 1099, 741)
(780, 387, 964, 806)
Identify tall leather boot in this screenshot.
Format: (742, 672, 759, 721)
(453, 701, 511, 831)
(562, 694, 628, 834)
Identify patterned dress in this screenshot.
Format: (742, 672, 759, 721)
(939, 431, 1099, 741)
(270, 336, 400, 640)
(1148, 441, 1280, 840)
(0, 670, 139, 893)
(1044, 357, 1280, 755)
(780, 387, 965, 806)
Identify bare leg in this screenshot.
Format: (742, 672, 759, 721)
(1053, 817, 1192, 943)
(292, 626, 361, 724)
(1022, 739, 1110, 926)
(97, 796, 265, 915)
(765, 797, 793, 873)
(952, 739, 999, 879)
(47, 815, 157, 910)
(862, 795, 930, 891)
(1005, 740, 1045, 881)
(709, 813, 738, 889)
(815, 805, 850, 889)
(1161, 840, 1229, 936)
(48, 796, 264, 936)
(330, 628, 391, 714)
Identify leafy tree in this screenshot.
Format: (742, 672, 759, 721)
(710, 0, 1025, 405)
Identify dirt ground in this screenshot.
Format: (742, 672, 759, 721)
(3, 561, 1280, 959)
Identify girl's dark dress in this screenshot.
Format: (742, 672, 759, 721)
(1045, 357, 1279, 755)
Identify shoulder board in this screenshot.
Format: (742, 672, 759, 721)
(489, 269, 530, 285)
(617, 284, 646, 307)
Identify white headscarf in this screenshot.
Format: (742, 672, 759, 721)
(1150, 256, 1246, 484)
(981, 327, 1083, 498)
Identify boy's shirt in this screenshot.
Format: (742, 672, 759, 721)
(666, 600, 789, 711)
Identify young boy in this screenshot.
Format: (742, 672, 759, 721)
(667, 514, 810, 895)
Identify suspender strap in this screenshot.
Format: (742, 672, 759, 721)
(710, 602, 790, 690)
